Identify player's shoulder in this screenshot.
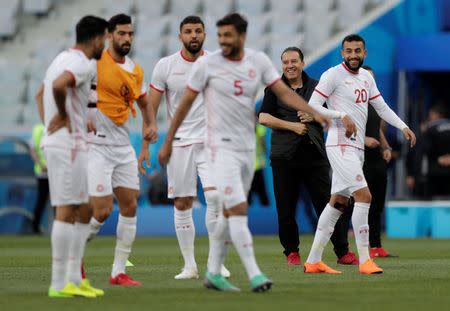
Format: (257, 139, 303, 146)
(319, 64, 340, 80)
(155, 51, 179, 67)
(359, 67, 376, 82)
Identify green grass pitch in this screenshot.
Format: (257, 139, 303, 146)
(1, 235, 449, 311)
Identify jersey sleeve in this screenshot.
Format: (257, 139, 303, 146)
(149, 58, 167, 93)
(139, 80, 148, 98)
(309, 70, 344, 119)
(367, 73, 381, 101)
(65, 57, 94, 88)
(186, 56, 208, 93)
(257, 52, 281, 87)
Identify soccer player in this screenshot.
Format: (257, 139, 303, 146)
(149, 15, 229, 280)
(303, 34, 416, 274)
(84, 14, 158, 286)
(38, 15, 108, 298)
(158, 13, 332, 292)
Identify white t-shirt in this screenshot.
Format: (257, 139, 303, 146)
(150, 50, 208, 147)
(187, 48, 281, 151)
(41, 48, 96, 150)
(87, 52, 147, 146)
(309, 62, 407, 150)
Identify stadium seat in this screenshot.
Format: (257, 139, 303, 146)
(246, 14, 270, 42)
(23, 0, 52, 16)
(104, 0, 135, 18)
(202, 0, 233, 18)
(303, 0, 334, 15)
(268, 0, 301, 15)
(135, 0, 168, 17)
(269, 12, 303, 37)
(268, 35, 305, 70)
(336, 0, 368, 31)
(0, 0, 20, 39)
(303, 11, 337, 53)
(235, 0, 268, 17)
(169, 0, 202, 17)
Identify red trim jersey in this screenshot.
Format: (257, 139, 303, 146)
(41, 48, 96, 150)
(150, 50, 208, 147)
(309, 62, 407, 150)
(187, 48, 280, 151)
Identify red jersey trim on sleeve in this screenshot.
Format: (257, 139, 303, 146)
(314, 89, 328, 98)
(64, 70, 76, 87)
(369, 94, 381, 101)
(150, 84, 164, 93)
(138, 91, 147, 99)
(267, 77, 281, 88)
(187, 85, 200, 94)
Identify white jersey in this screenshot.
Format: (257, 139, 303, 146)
(41, 48, 96, 150)
(87, 52, 147, 146)
(187, 48, 280, 151)
(309, 62, 407, 150)
(150, 50, 208, 146)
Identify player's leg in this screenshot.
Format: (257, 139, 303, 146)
(167, 146, 199, 279)
(197, 144, 230, 277)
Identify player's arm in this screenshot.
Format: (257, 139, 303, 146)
(269, 80, 331, 129)
(148, 86, 164, 116)
(49, 71, 74, 134)
(136, 94, 158, 175)
(369, 96, 416, 148)
(259, 113, 307, 136)
(379, 123, 392, 163)
(35, 84, 44, 123)
(158, 88, 198, 167)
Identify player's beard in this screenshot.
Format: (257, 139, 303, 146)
(344, 57, 364, 71)
(221, 43, 240, 58)
(113, 40, 131, 57)
(183, 40, 203, 54)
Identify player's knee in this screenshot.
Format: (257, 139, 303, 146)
(174, 197, 193, 211)
(332, 201, 347, 212)
(120, 199, 137, 217)
(95, 208, 112, 222)
(204, 189, 219, 207)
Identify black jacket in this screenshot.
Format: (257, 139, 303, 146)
(259, 71, 328, 165)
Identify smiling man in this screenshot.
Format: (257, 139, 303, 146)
(258, 47, 356, 267)
(158, 13, 331, 292)
(304, 34, 416, 274)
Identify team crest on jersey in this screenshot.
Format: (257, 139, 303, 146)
(356, 174, 363, 182)
(364, 81, 370, 89)
(248, 69, 256, 78)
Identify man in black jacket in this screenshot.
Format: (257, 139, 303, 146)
(259, 47, 356, 265)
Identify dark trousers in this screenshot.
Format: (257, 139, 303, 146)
(272, 163, 350, 258)
(363, 159, 387, 248)
(32, 177, 50, 233)
(248, 169, 270, 206)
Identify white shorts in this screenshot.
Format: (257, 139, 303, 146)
(326, 146, 367, 197)
(88, 144, 139, 196)
(43, 147, 88, 206)
(207, 147, 255, 209)
(167, 143, 213, 198)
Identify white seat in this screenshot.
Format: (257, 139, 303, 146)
(202, 0, 233, 18)
(268, 0, 301, 15)
(135, 0, 168, 17)
(268, 34, 305, 70)
(336, 0, 368, 31)
(303, 12, 336, 53)
(270, 12, 303, 37)
(104, 0, 134, 18)
(303, 0, 334, 15)
(170, 0, 202, 17)
(235, 0, 268, 16)
(246, 15, 270, 42)
(23, 0, 52, 15)
(136, 15, 170, 41)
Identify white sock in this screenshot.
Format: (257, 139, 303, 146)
(174, 207, 196, 270)
(307, 203, 343, 263)
(204, 190, 221, 265)
(228, 216, 261, 280)
(111, 215, 137, 278)
(207, 215, 231, 275)
(352, 202, 371, 264)
(87, 217, 103, 242)
(67, 222, 90, 286)
(50, 220, 73, 290)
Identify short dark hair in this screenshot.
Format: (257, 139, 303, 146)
(342, 34, 365, 48)
(430, 104, 448, 118)
(281, 47, 304, 61)
(361, 65, 373, 72)
(76, 15, 108, 44)
(108, 14, 132, 33)
(216, 13, 248, 34)
(179, 15, 204, 32)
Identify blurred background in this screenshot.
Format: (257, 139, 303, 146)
(0, 0, 448, 238)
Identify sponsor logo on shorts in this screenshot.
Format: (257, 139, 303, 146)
(96, 184, 104, 192)
(169, 186, 174, 194)
(80, 191, 85, 198)
(225, 186, 233, 195)
(356, 174, 363, 182)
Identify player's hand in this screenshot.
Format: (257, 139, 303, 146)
(48, 113, 71, 134)
(312, 112, 331, 130)
(364, 137, 380, 149)
(143, 124, 158, 144)
(342, 115, 357, 138)
(383, 149, 392, 163)
(406, 176, 415, 189)
(402, 127, 416, 148)
(138, 148, 150, 175)
(87, 119, 97, 134)
(438, 154, 450, 167)
(158, 140, 172, 168)
(292, 123, 308, 136)
(298, 112, 314, 123)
